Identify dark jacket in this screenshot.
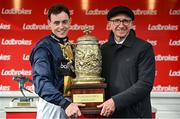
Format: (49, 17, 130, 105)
(101, 30, 155, 118)
(29, 35, 71, 109)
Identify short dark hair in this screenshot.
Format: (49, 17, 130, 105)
(48, 4, 70, 20)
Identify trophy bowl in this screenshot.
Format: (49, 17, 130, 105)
(71, 27, 106, 116)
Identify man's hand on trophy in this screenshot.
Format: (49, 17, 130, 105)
(97, 98, 115, 117)
(65, 103, 86, 118)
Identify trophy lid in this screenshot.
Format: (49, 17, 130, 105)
(76, 26, 98, 45)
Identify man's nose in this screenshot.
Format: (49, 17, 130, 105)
(58, 22, 64, 28)
(117, 22, 124, 27)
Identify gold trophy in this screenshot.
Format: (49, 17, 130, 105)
(71, 27, 106, 116)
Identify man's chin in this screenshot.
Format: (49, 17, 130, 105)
(116, 32, 126, 36)
(118, 35, 126, 39)
(56, 34, 67, 38)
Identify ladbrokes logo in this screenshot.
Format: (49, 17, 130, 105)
(0, 54, 11, 61)
(169, 9, 180, 15)
(169, 70, 180, 77)
(148, 24, 178, 31)
(0, 85, 10, 91)
(22, 54, 30, 61)
(85, 9, 108, 15)
(133, 9, 157, 15)
(169, 39, 180, 46)
(1, 38, 32, 45)
(155, 54, 178, 61)
(152, 85, 178, 92)
(0, 23, 11, 30)
(44, 8, 74, 15)
(1, 8, 32, 15)
(1, 69, 32, 76)
(85, 9, 157, 16)
(155, 70, 158, 76)
(146, 39, 157, 46)
(70, 24, 94, 31)
(23, 23, 50, 30)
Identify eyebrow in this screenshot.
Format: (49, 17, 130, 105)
(53, 19, 69, 23)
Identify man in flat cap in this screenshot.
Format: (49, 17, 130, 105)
(97, 6, 155, 118)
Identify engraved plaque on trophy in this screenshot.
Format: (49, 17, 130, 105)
(71, 27, 106, 116)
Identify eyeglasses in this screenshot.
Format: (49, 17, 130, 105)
(110, 19, 132, 26)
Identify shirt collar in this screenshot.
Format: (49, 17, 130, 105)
(50, 33, 68, 45)
(109, 29, 135, 47)
(114, 36, 126, 44)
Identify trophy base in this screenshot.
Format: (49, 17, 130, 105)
(71, 82, 106, 115)
(80, 107, 101, 114)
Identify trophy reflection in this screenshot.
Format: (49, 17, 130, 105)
(71, 27, 106, 116)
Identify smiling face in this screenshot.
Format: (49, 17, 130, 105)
(108, 14, 133, 41)
(48, 11, 71, 38)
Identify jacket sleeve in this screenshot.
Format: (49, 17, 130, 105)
(112, 44, 155, 108)
(30, 47, 71, 109)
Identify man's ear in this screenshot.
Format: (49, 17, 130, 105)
(47, 19, 52, 29)
(106, 22, 111, 30)
(69, 18, 72, 25)
(130, 21, 135, 30)
(47, 19, 51, 26)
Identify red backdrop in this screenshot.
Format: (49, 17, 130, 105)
(0, 0, 180, 92)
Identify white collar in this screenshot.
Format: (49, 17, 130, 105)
(114, 37, 126, 44)
(114, 32, 130, 44)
